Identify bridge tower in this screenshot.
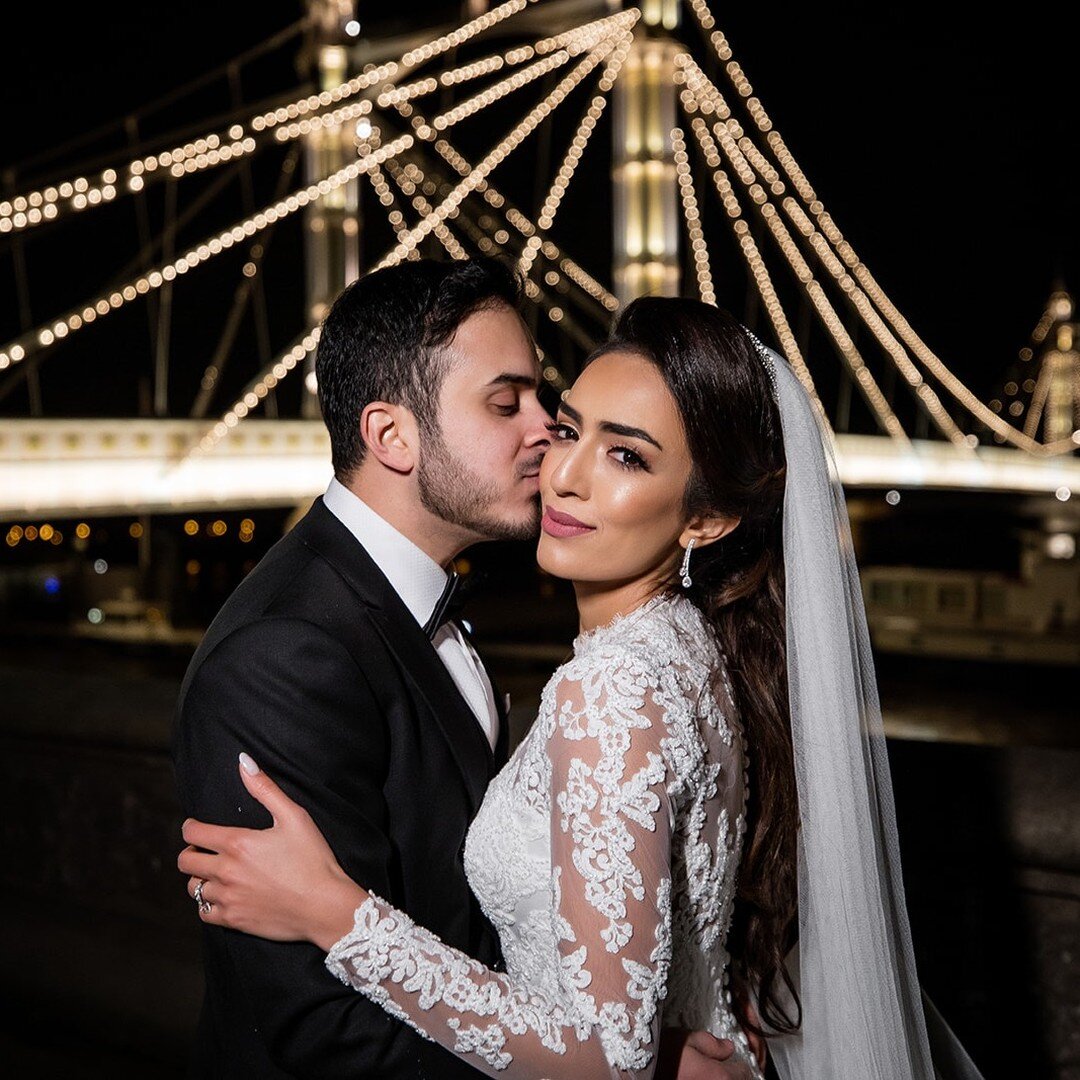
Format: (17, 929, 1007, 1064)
(1034, 290, 1080, 445)
(612, 1, 681, 303)
(302, 1, 361, 416)
(991, 286, 1080, 449)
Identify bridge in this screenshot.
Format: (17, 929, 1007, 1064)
(2, 0, 1077, 520)
(3, 420, 1078, 521)
(0, 12, 1076, 1078)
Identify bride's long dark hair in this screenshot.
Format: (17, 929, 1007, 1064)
(588, 296, 800, 1035)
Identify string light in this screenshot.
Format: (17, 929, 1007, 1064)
(853, 258, 1072, 453)
(250, 62, 398, 133)
(378, 77, 439, 108)
(414, 174, 587, 343)
(440, 55, 507, 87)
(190, 0, 618, 451)
(432, 51, 574, 131)
(686, 113, 820, 414)
(399, 11, 630, 131)
(378, 7, 635, 108)
(780, 194, 966, 445)
(375, 35, 624, 270)
(1, 0, 538, 237)
(374, 25, 624, 315)
(381, 155, 470, 260)
(10, 10, 619, 356)
(683, 3, 1069, 455)
(0, 62, 397, 237)
(398, 0, 534, 68)
(672, 127, 716, 306)
(533, 8, 638, 56)
(194, 328, 322, 454)
(356, 128, 418, 252)
(363, 120, 608, 343)
(691, 98, 907, 440)
(432, 50, 578, 131)
(518, 33, 632, 278)
(272, 99, 373, 143)
(358, 148, 560, 347)
(418, 127, 619, 311)
(0, 135, 413, 371)
(1023, 364, 1053, 438)
(680, 56, 953, 446)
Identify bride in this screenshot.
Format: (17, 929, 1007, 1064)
(179, 297, 982, 1079)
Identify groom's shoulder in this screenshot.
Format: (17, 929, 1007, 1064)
(186, 502, 383, 671)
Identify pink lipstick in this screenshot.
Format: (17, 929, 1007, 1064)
(542, 507, 596, 538)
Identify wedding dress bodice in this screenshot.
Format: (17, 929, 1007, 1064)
(326, 592, 761, 1078)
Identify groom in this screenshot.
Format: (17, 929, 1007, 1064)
(173, 257, 758, 1078)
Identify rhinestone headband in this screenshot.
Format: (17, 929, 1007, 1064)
(743, 327, 779, 398)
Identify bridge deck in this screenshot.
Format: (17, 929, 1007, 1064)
(2, 420, 1078, 519)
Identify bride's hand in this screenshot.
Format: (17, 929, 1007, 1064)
(178, 754, 366, 951)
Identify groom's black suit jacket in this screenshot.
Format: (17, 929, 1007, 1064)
(173, 497, 509, 1079)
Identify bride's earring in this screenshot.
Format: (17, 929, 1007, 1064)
(680, 538, 696, 588)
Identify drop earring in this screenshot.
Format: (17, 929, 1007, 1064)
(680, 538, 696, 588)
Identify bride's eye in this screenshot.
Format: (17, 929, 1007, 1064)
(611, 445, 648, 471)
(545, 421, 577, 441)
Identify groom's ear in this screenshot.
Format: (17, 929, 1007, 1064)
(359, 401, 419, 475)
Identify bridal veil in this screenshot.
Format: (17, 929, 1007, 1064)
(747, 334, 984, 1080)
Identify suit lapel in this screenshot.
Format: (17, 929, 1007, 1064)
(295, 499, 493, 814)
(471, 637, 509, 772)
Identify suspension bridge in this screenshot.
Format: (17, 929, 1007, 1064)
(2, 0, 1078, 521)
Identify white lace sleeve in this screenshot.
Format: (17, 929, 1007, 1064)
(324, 649, 679, 1079)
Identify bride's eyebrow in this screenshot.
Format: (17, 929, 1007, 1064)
(557, 399, 663, 451)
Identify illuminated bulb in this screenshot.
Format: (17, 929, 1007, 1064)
(1047, 533, 1076, 559)
(0, 136, 411, 367)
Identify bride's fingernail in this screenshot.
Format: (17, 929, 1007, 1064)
(239, 752, 260, 776)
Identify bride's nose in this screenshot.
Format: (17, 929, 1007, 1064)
(548, 439, 590, 501)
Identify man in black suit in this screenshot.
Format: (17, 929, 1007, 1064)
(174, 257, 757, 1078)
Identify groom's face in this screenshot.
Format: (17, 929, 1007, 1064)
(416, 303, 551, 542)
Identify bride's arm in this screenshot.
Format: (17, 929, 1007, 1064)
(179, 659, 740, 1079)
(324, 656, 682, 1080)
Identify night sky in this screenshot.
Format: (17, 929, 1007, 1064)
(2, 1, 1075, 428)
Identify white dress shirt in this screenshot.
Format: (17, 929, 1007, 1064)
(323, 478, 499, 752)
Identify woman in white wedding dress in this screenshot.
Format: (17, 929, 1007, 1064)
(180, 298, 983, 1080)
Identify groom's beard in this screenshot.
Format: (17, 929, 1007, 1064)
(417, 424, 542, 543)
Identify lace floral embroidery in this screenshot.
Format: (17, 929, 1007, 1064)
(325, 593, 760, 1079)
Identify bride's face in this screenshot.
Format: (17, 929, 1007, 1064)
(537, 350, 693, 585)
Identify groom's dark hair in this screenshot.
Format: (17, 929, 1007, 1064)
(316, 256, 523, 480)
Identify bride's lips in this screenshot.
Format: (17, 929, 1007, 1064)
(541, 507, 596, 538)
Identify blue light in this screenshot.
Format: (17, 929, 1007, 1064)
(44, 575, 61, 595)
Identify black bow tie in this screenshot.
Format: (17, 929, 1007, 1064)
(423, 571, 468, 639)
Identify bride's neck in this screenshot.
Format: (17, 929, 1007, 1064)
(573, 576, 667, 635)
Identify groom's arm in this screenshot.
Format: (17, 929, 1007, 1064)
(175, 616, 430, 1078)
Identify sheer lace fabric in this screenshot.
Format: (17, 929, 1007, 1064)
(326, 593, 763, 1078)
